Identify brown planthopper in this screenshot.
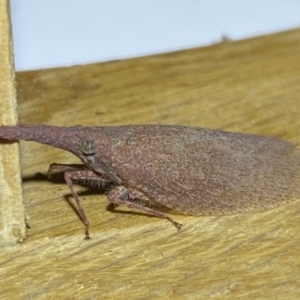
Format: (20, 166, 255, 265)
(1, 124, 300, 239)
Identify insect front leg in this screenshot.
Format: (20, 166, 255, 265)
(108, 186, 182, 230)
(47, 163, 89, 180)
(63, 170, 110, 240)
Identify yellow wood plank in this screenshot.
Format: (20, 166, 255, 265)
(0, 0, 25, 245)
(2, 28, 300, 299)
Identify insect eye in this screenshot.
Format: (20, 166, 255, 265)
(80, 139, 98, 155)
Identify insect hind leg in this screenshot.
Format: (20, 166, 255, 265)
(108, 186, 182, 230)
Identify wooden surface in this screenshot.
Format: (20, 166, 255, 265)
(0, 0, 25, 245)
(1, 28, 300, 299)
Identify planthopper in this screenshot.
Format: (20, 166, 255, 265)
(1, 124, 300, 239)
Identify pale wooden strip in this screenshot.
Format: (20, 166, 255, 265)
(0, 0, 25, 245)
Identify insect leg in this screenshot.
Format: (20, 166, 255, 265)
(108, 186, 182, 230)
(47, 163, 89, 180)
(63, 170, 108, 239)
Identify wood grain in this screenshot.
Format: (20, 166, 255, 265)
(0, 0, 25, 245)
(1, 28, 300, 299)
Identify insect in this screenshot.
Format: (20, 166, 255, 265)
(1, 124, 300, 239)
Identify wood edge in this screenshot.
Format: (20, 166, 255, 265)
(0, 0, 26, 245)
